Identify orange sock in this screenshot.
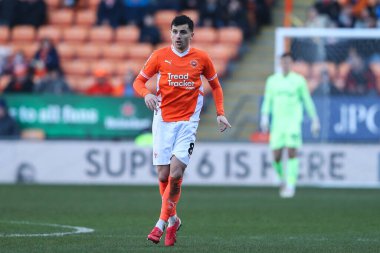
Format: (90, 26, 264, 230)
(159, 176, 183, 221)
(159, 180, 168, 196)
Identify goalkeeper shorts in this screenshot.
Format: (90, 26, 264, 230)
(269, 130, 302, 150)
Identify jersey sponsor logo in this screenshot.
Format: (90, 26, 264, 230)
(167, 73, 195, 89)
(190, 59, 198, 68)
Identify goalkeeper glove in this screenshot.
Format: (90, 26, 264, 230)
(311, 117, 320, 137)
(260, 115, 269, 133)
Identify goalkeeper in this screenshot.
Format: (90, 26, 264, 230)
(260, 52, 320, 198)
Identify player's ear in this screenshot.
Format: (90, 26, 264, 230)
(190, 32, 194, 40)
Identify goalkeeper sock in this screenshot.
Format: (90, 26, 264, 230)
(287, 158, 299, 187)
(273, 161, 284, 180)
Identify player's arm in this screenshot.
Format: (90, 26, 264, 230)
(299, 76, 320, 136)
(133, 52, 159, 111)
(260, 77, 272, 132)
(203, 54, 231, 132)
(208, 76, 231, 132)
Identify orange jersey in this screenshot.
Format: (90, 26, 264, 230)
(133, 46, 224, 122)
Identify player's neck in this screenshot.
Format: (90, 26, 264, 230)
(172, 45, 190, 54)
(282, 70, 290, 76)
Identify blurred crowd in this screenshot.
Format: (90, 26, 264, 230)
(307, 0, 380, 28)
(0, 0, 274, 98)
(290, 0, 380, 97)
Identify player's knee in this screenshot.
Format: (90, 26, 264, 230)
(170, 167, 183, 179)
(158, 173, 169, 182)
(157, 166, 170, 182)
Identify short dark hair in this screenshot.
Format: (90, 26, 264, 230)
(281, 52, 293, 60)
(171, 15, 194, 32)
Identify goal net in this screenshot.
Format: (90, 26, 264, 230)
(274, 28, 380, 142)
(275, 28, 380, 96)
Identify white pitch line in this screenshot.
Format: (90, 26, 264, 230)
(0, 221, 94, 237)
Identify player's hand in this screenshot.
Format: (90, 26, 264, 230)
(260, 115, 269, 133)
(217, 115, 231, 132)
(144, 94, 158, 111)
(311, 118, 320, 137)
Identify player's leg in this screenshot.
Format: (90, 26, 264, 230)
(163, 121, 197, 246)
(269, 130, 286, 192)
(282, 147, 299, 198)
(147, 118, 175, 244)
(147, 165, 170, 244)
(282, 131, 302, 198)
(272, 148, 284, 181)
(158, 165, 169, 196)
(162, 156, 185, 246)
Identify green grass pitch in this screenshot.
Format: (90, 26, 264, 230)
(0, 185, 379, 253)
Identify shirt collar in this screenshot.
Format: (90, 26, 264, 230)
(171, 45, 190, 57)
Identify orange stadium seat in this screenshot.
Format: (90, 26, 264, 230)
(88, 0, 101, 10)
(66, 75, 94, 92)
(10, 42, 38, 59)
(180, 10, 199, 25)
(49, 9, 75, 27)
(213, 60, 227, 77)
(76, 0, 91, 9)
(62, 26, 89, 43)
(91, 60, 115, 76)
(57, 43, 77, 60)
(0, 27, 10, 44)
(11, 26, 36, 43)
(115, 60, 144, 76)
(37, 26, 62, 44)
(76, 43, 102, 60)
(191, 43, 212, 51)
(115, 26, 140, 43)
(208, 43, 233, 62)
(326, 62, 338, 79)
(292, 61, 309, 78)
(128, 43, 153, 61)
(160, 28, 171, 42)
(217, 27, 243, 46)
(89, 26, 114, 45)
(370, 62, 380, 76)
(102, 44, 129, 60)
(192, 27, 217, 44)
(0, 75, 11, 92)
(369, 62, 380, 91)
(311, 62, 326, 81)
(62, 60, 90, 77)
(155, 10, 177, 29)
(75, 10, 96, 27)
(45, 0, 61, 10)
(19, 43, 39, 59)
(338, 62, 350, 79)
(155, 42, 170, 49)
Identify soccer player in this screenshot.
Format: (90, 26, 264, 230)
(133, 15, 231, 246)
(260, 52, 320, 198)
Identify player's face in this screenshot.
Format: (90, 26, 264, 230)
(171, 24, 194, 53)
(280, 56, 293, 74)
